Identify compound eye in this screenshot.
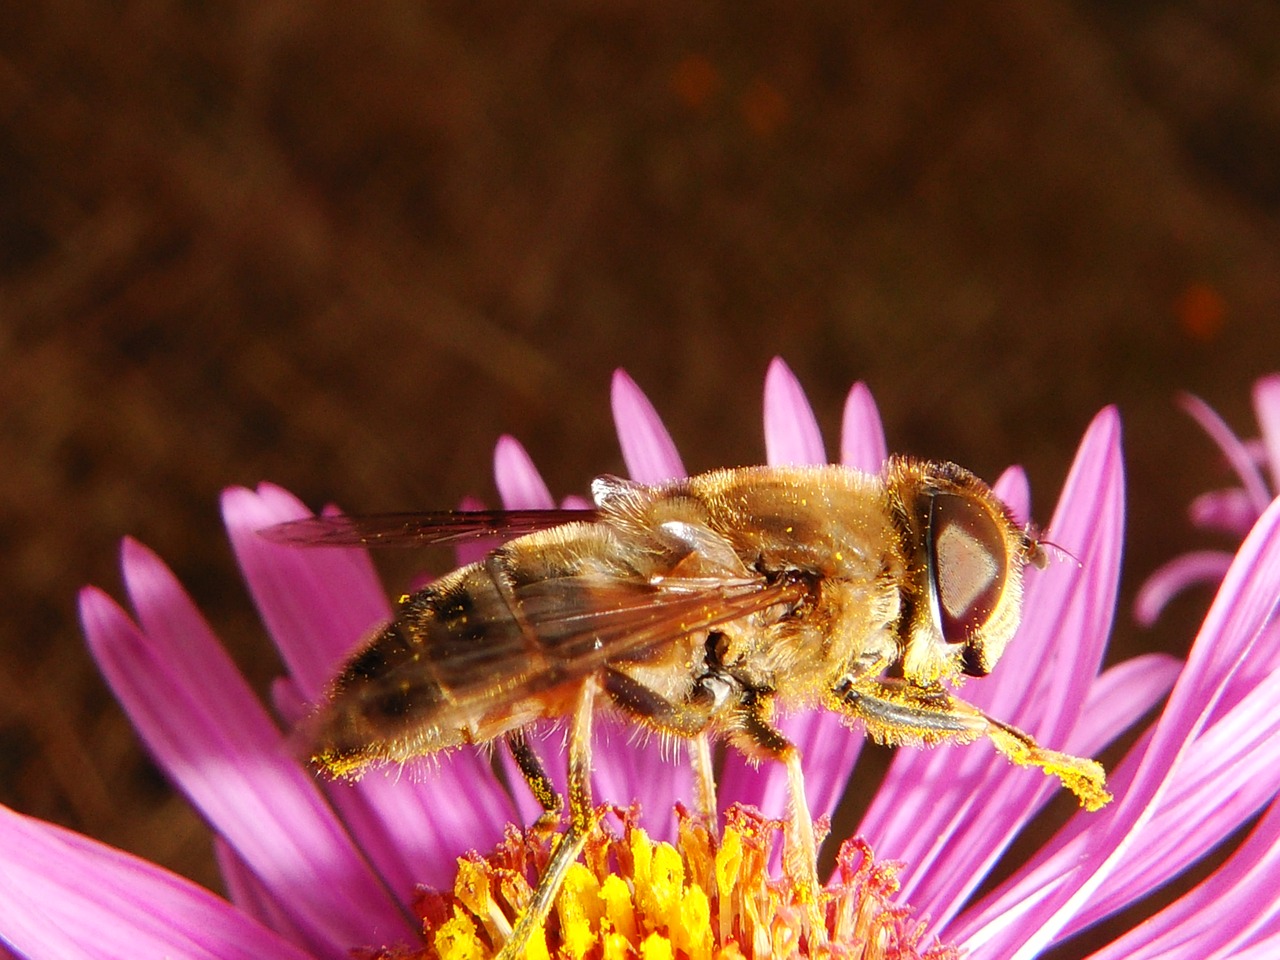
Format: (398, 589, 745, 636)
(927, 492, 1009, 647)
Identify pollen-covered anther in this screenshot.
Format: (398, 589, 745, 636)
(363, 805, 960, 960)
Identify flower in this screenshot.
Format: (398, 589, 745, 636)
(1135, 373, 1280, 625)
(2, 357, 1280, 959)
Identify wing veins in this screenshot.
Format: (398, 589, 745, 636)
(261, 509, 598, 547)
(425, 574, 806, 707)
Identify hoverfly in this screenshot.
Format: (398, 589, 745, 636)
(266, 458, 1110, 958)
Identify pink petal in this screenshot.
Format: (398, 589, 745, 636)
(763, 357, 826, 465)
(222, 484, 389, 703)
(1189, 488, 1260, 536)
(214, 836, 312, 948)
(839, 382, 887, 471)
(611, 369, 687, 482)
(81, 552, 412, 955)
(1133, 550, 1234, 627)
(1068, 654, 1181, 758)
(1253, 373, 1280, 488)
(1085, 792, 1280, 959)
(950, 492, 1280, 956)
(1218, 933, 1280, 960)
(865, 408, 1124, 926)
(1180, 391, 1272, 516)
(494, 435, 555, 508)
(1065, 671, 1280, 936)
(993, 465, 1031, 527)
(224, 486, 515, 895)
(0, 804, 315, 960)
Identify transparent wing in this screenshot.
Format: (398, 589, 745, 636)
(260, 508, 598, 548)
(503, 572, 803, 674)
(405, 571, 807, 708)
(315, 565, 810, 749)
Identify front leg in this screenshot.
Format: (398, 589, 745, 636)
(830, 676, 1111, 811)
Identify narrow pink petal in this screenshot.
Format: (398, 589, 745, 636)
(865, 408, 1124, 926)
(981, 407, 1124, 729)
(586, 656, 696, 830)
(494, 435, 555, 508)
(839, 382, 887, 471)
(1190, 488, 1260, 536)
(611, 369, 687, 482)
(1085, 795, 1280, 960)
(214, 836, 312, 948)
(270, 676, 309, 727)
(993, 465, 1031, 527)
(1225, 932, 1280, 960)
(1253, 373, 1280, 488)
(1064, 675, 1280, 936)
(949, 493, 1280, 957)
(81, 561, 412, 954)
(1133, 550, 1234, 626)
(1180, 391, 1272, 516)
(222, 484, 390, 703)
(223, 486, 515, 895)
(1068, 654, 1181, 757)
(0, 804, 316, 960)
(763, 357, 826, 465)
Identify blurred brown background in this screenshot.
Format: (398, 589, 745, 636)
(2, 0, 1279, 935)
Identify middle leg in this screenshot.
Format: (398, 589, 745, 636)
(733, 691, 826, 944)
(496, 679, 598, 960)
(603, 665, 720, 824)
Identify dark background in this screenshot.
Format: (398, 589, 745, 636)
(2, 0, 1278, 937)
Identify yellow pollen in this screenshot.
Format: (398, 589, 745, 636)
(387, 805, 959, 960)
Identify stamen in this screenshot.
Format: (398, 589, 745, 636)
(362, 805, 961, 960)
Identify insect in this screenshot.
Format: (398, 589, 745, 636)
(267, 458, 1111, 957)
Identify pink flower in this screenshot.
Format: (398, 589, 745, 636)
(2, 358, 1279, 958)
(1136, 373, 1280, 625)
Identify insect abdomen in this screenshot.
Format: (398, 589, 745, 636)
(309, 562, 557, 777)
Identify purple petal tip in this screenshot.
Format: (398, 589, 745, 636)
(610, 368, 686, 482)
(494, 435, 555, 509)
(763, 357, 826, 466)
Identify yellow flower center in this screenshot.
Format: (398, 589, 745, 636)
(369, 806, 960, 960)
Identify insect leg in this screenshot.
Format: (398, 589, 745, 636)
(692, 733, 718, 831)
(506, 730, 563, 832)
(497, 679, 598, 960)
(735, 693, 826, 943)
(602, 666, 719, 826)
(832, 677, 1110, 810)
